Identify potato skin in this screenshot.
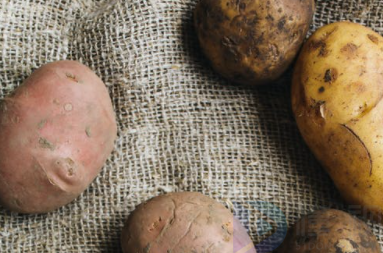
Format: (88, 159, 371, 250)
(292, 22, 383, 219)
(121, 192, 256, 253)
(276, 209, 380, 253)
(194, 0, 315, 85)
(0, 60, 117, 213)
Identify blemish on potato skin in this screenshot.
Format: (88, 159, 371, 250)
(39, 137, 55, 151)
(266, 14, 274, 21)
(319, 46, 329, 57)
(334, 238, 358, 253)
(368, 34, 379, 44)
(65, 73, 79, 83)
(12, 199, 22, 208)
(85, 127, 92, 137)
(308, 99, 326, 124)
(269, 44, 280, 58)
(67, 168, 74, 176)
(64, 103, 73, 111)
(222, 35, 239, 46)
(66, 157, 75, 166)
(0, 101, 7, 113)
(148, 217, 162, 232)
(318, 86, 325, 93)
(309, 27, 338, 57)
(320, 226, 330, 233)
(143, 243, 151, 253)
(221, 36, 241, 62)
(11, 116, 20, 124)
(309, 40, 325, 51)
(295, 232, 317, 245)
(341, 124, 373, 176)
(238, 2, 246, 12)
(38, 119, 47, 129)
(324, 68, 338, 83)
(221, 222, 232, 241)
(309, 40, 329, 57)
(319, 103, 326, 119)
(341, 43, 358, 57)
(277, 17, 286, 31)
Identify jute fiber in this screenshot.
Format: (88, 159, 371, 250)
(0, 0, 383, 252)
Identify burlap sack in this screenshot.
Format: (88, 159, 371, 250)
(0, 0, 382, 252)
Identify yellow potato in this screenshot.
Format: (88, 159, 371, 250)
(292, 21, 383, 219)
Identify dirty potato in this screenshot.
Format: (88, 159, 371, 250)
(121, 192, 256, 253)
(194, 0, 315, 85)
(0, 61, 117, 213)
(276, 209, 380, 253)
(292, 22, 383, 219)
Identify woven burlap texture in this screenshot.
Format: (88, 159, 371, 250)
(0, 0, 383, 252)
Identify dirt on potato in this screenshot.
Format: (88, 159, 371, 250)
(194, 0, 315, 85)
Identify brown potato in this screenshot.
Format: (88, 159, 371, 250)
(276, 209, 380, 253)
(0, 60, 117, 213)
(292, 21, 383, 220)
(194, 0, 315, 85)
(121, 192, 256, 253)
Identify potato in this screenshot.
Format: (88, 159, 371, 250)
(0, 60, 117, 213)
(121, 192, 256, 253)
(292, 21, 383, 219)
(276, 209, 380, 253)
(194, 0, 315, 85)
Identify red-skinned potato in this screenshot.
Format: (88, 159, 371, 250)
(0, 60, 117, 213)
(121, 192, 256, 253)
